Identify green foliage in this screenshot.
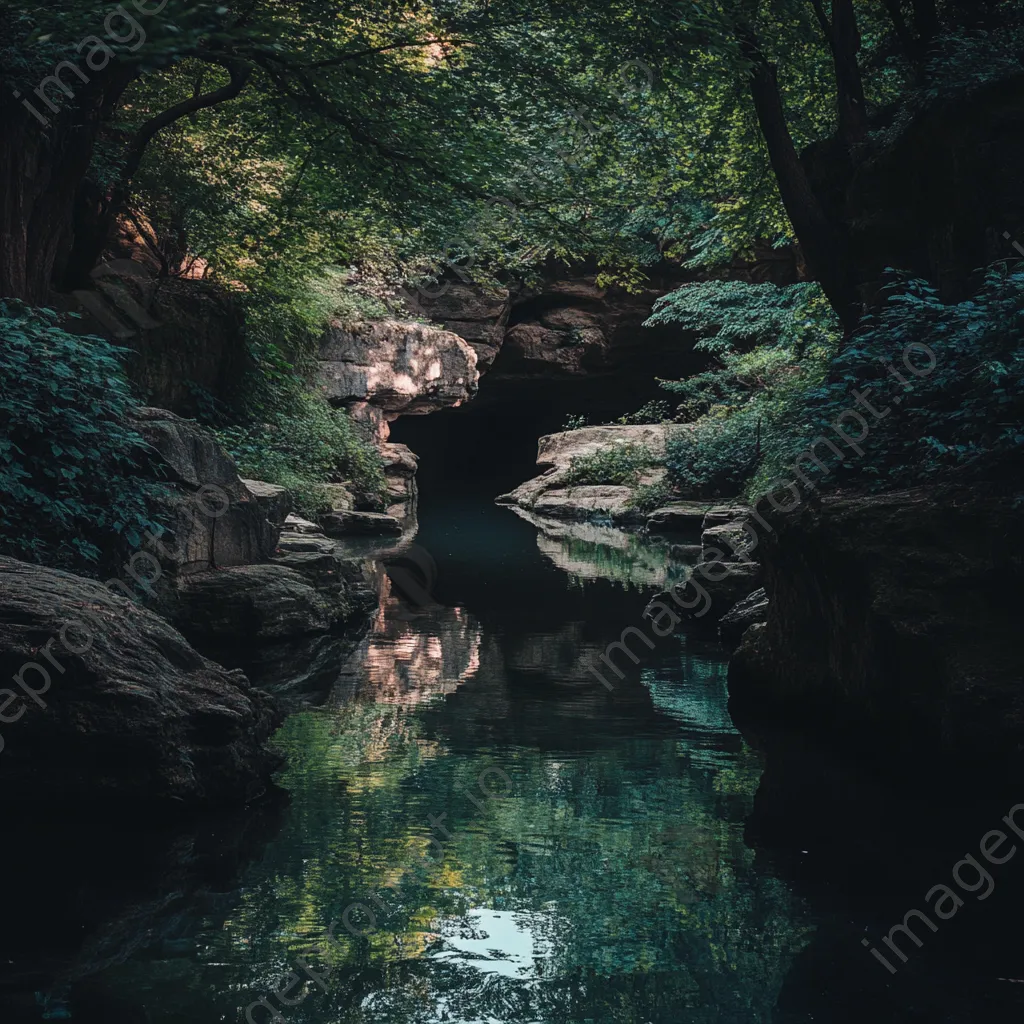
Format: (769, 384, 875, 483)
(562, 413, 590, 431)
(665, 413, 761, 500)
(565, 443, 654, 487)
(647, 281, 830, 355)
(0, 303, 165, 568)
(195, 270, 389, 518)
(655, 265, 1024, 501)
(793, 264, 1024, 490)
(650, 282, 839, 497)
(216, 375, 386, 519)
(627, 479, 673, 514)
(616, 399, 672, 425)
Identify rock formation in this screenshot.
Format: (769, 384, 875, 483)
(318, 319, 479, 441)
(0, 557, 281, 807)
(133, 408, 281, 575)
(728, 481, 1024, 768)
(496, 424, 670, 521)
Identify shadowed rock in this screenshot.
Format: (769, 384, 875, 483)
(0, 557, 281, 808)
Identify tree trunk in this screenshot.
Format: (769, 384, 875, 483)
(736, 24, 860, 330)
(0, 82, 119, 303)
(831, 0, 869, 147)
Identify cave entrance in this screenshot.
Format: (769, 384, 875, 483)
(389, 361, 690, 509)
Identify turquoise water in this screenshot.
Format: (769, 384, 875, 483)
(5, 502, 1021, 1023)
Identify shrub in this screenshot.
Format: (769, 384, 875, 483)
(665, 415, 762, 499)
(565, 443, 654, 487)
(616, 399, 672, 425)
(210, 274, 389, 518)
(0, 303, 165, 569)
(791, 265, 1024, 491)
(216, 382, 386, 518)
(627, 479, 673, 514)
(652, 281, 839, 498)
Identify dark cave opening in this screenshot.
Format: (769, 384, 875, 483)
(389, 369, 680, 506)
(389, 317, 705, 508)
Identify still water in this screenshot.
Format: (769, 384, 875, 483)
(5, 501, 1023, 1023)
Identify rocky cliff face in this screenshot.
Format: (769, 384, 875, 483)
(318, 319, 479, 441)
(412, 256, 800, 395)
(728, 480, 1024, 770)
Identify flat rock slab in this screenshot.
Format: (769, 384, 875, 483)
(646, 502, 717, 533)
(277, 532, 336, 554)
(283, 514, 322, 534)
(321, 511, 403, 536)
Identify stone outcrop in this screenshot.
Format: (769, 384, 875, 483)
(646, 501, 717, 535)
(718, 587, 769, 645)
(122, 419, 371, 650)
(318, 319, 479, 441)
(65, 270, 248, 417)
(496, 277, 690, 384)
(321, 511, 403, 537)
(642, 503, 765, 629)
(381, 442, 419, 520)
(241, 478, 292, 528)
(727, 481, 1024, 768)
(133, 409, 284, 576)
(171, 564, 352, 645)
(409, 281, 512, 370)
(496, 424, 670, 522)
(0, 557, 281, 807)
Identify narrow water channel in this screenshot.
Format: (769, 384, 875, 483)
(5, 499, 1023, 1023)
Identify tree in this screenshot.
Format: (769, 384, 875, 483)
(0, 1, 644, 303)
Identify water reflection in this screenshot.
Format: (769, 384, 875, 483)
(510, 507, 683, 590)
(12, 503, 818, 1024)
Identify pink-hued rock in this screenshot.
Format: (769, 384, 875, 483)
(318, 319, 478, 417)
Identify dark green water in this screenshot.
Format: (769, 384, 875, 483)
(5, 501, 1024, 1023)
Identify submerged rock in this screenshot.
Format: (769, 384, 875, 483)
(0, 557, 281, 807)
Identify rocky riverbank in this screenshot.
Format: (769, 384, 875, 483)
(727, 477, 1024, 774)
(0, 410, 385, 810)
(496, 423, 671, 522)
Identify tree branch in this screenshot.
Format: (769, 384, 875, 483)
(305, 37, 473, 68)
(118, 59, 252, 185)
(807, 0, 835, 51)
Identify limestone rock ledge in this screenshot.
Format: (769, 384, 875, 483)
(0, 557, 282, 808)
(496, 424, 670, 522)
(318, 319, 479, 441)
